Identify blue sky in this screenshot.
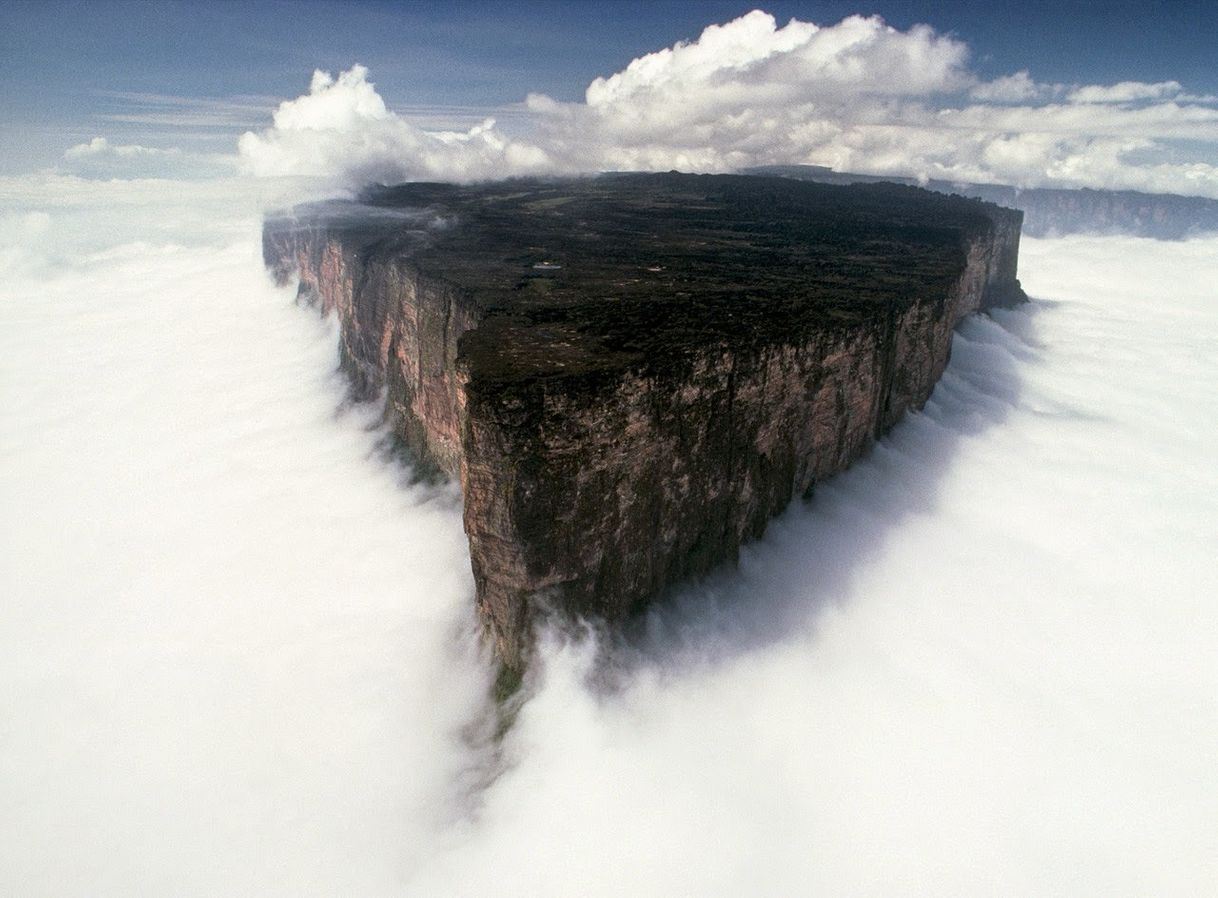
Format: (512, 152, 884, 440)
(3, 1, 1217, 192)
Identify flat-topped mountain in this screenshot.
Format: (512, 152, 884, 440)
(263, 173, 1025, 671)
(749, 164, 1218, 239)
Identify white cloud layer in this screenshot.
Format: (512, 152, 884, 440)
(237, 11, 1218, 197)
(3, 167, 1217, 894)
(0, 177, 495, 895)
(62, 136, 234, 180)
(64, 136, 174, 159)
(406, 233, 1218, 896)
(1068, 80, 1183, 104)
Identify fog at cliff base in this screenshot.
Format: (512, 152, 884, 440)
(6, 4, 1218, 888)
(2, 168, 1215, 896)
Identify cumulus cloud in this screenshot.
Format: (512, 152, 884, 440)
(548, 11, 972, 174)
(238, 65, 553, 186)
(238, 11, 1218, 198)
(584, 11, 969, 107)
(970, 70, 1059, 103)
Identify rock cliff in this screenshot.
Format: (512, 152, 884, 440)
(750, 164, 1218, 239)
(263, 173, 1025, 670)
(945, 184, 1218, 239)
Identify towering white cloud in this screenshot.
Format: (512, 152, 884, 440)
(238, 11, 1218, 197)
(238, 65, 553, 187)
(535, 11, 972, 173)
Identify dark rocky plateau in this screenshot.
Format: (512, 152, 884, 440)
(750, 164, 1218, 239)
(263, 172, 1026, 671)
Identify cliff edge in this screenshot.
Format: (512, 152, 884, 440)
(749, 164, 1218, 239)
(263, 173, 1025, 670)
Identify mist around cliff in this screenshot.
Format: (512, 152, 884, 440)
(0, 176, 495, 895)
(3, 172, 1216, 896)
(413, 232, 1218, 896)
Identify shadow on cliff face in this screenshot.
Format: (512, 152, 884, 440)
(583, 303, 1045, 680)
(448, 305, 1046, 800)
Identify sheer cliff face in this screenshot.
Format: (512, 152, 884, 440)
(963, 186, 1218, 239)
(263, 174, 1025, 669)
(460, 227, 1019, 665)
(264, 225, 477, 477)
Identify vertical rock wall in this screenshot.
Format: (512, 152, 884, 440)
(459, 222, 1021, 666)
(264, 202, 1023, 670)
(263, 226, 478, 477)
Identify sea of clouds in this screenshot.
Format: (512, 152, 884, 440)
(3, 172, 1215, 898)
(4, 8, 1218, 896)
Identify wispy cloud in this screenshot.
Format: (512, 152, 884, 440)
(92, 90, 277, 130)
(1068, 80, 1184, 104)
(60, 136, 235, 179)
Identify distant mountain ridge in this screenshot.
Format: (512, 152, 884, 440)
(748, 165, 1218, 239)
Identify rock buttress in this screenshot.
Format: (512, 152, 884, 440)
(263, 173, 1025, 670)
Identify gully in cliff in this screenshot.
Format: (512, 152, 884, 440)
(263, 172, 1026, 674)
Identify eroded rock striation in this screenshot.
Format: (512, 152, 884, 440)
(263, 173, 1025, 670)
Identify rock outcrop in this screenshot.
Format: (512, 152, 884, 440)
(264, 173, 1025, 670)
(945, 184, 1218, 239)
